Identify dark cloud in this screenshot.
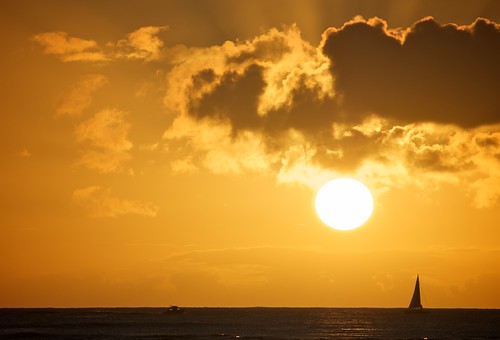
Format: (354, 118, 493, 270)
(189, 64, 266, 133)
(265, 81, 338, 134)
(189, 68, 340, 139)
(188, 65, 339, 138)
(474, 132, 500, 148)
(314, 129, 382, 171)
(322, 17, 500, 127)
(163, 18, 500, 204)
(187, 16, 500, 142)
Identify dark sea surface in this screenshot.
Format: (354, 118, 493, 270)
(1, 308, 499, 339)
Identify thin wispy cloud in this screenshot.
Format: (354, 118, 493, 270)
(74, 108, 133, 173)
(32, 26, 167, 63)
(114, 26, 168, 61)
(32, 31, 108, 62)
(55, 74, 108, 118)
(72, 186, 159, 218)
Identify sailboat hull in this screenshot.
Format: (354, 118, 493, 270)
(404, 308, 428, 314)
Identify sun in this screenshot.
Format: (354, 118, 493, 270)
(315, 178, 374, 231)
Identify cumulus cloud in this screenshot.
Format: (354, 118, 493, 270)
(164, 115, 276, 175)
(32, 31, 108, 62)
(322, 16, 500, 127)
(163, 25, 333, 130)
(33, 17, 500, 208)
(161, 17, 500, 207)
(162, 25, 336, 178)
(74, 108, 133, 173)
(56, 74, 108, 117)
(72, 186, 159, 218)
(277, 117, 500, 206)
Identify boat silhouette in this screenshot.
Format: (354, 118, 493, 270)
(405, 275, 428, 313)
(165, 305, 184, 314)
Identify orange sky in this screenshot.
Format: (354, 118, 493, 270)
(1, 0, 500, 308)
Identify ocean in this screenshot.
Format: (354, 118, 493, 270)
(1, 308, 499, 339)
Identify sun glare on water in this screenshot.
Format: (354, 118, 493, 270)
(315, 178, 374, 231)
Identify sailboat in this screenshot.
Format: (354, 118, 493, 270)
(405, 275, 427, 313)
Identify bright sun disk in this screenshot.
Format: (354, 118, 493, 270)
(315, 177, 374, 231)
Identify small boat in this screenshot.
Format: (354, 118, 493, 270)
(165, 305, 184, 314)
(405, 275, 427, 313)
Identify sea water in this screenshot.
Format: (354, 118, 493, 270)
(1, 308, 499, 339)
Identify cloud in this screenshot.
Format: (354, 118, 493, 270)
(33, 18, 500, 208)
(74, 108, 133, 173)
(163, 25, 333, 130)
(162, 25, 335, 176)
(170, 157, 198, 174)
(160, 18, 500, 208)
(322, 16, 500, 127)
(114, 26, 167, 61)
(32, 31, 108, 62)
(33, 26, 167, 62)
(164, 115, 276, 175)
(164, 17, 499, 141)
(56, 74, 108, 118)
(72, 186, 159, 218)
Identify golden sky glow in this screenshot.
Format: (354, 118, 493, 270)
(1, 0, 500, 308)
